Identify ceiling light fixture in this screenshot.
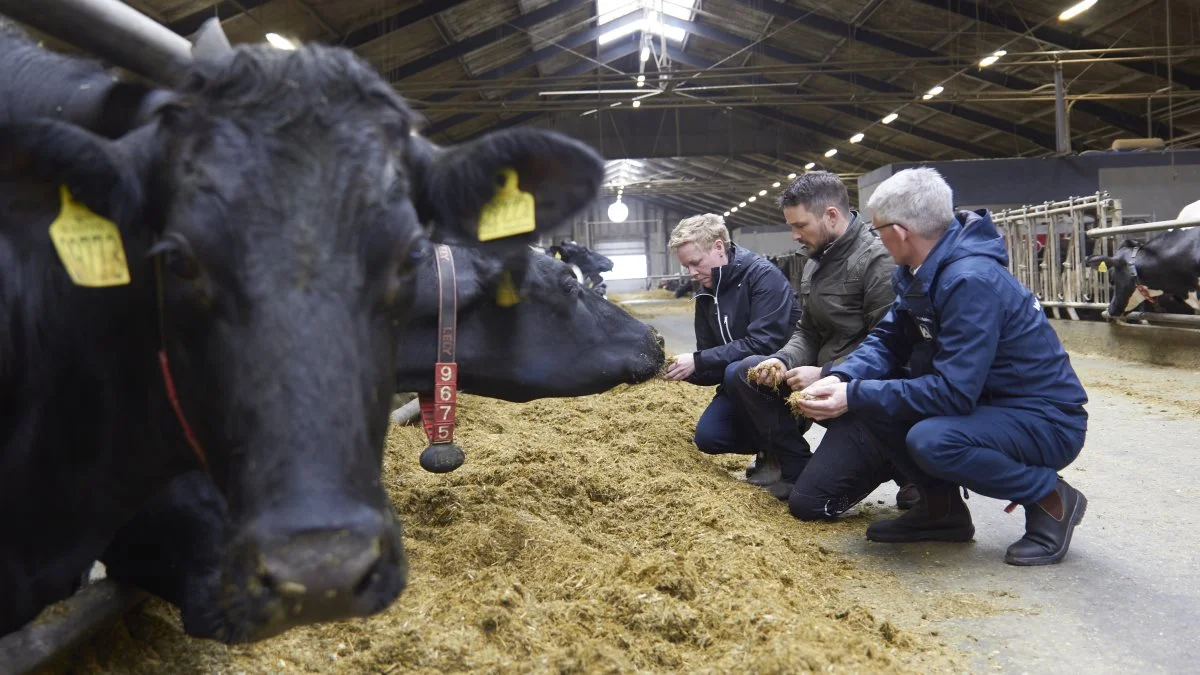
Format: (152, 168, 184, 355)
(824, 148, 838, 157)
(1058, 0, 1097, 21)
(772, 181, 781, 187)
(265, 33, 295, 50)
(850, 132, 864, 143)
(881, 112, 899, 124)
(804, 162, 816, 170)
(787, 172, 797, 179)
(748, 196, 757, 202)
(922, 85, 944, 100)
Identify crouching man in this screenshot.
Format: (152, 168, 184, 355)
(794, 167, 1089, 566)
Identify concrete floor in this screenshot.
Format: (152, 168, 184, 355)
(642, 304, 1199, 674)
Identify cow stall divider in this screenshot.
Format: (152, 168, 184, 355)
(993, 193, 1199, 329)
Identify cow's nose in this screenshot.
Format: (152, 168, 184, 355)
(247, 508, 403, 628)
(259, 530, 383, 604)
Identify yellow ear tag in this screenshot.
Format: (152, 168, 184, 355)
(1097, 261, 1108, 273)
(496, 270, 521, 307)
(477, 167, 536, 242)
(553, 251, 562, 260)
(48, 185, 131, 287)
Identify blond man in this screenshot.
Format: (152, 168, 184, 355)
(665, 214, 803, 480)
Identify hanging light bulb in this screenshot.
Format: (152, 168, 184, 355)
(787, 173, 797, 179)
(772, 181, 780, 188)
(632, 100, 641, 108)
(640, 45, 650, 62)
(607, 198, 629, 223)
(731, 206, 738, 212)
(824, 148, 838, 158)
(748, 196, 757, 203)
(804, 162, 815, 170)
(637, 74, 645, 87)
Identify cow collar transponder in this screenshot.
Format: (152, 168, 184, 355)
(1130, 246, 1159, 307)
(417, 244, 466, 473)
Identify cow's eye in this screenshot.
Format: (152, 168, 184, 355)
(148, 239, 200, 281)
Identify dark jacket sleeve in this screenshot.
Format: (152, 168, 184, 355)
(686, 300, 723, 385)
(845, 272, 1003, 420)
(691, 265, 796, 380)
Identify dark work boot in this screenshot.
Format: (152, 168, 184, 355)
(895, 483, 921, 510)
(1005, 477, 1088, 566)
(746, 452, 782, 487)
(766, 479, 794, 502)
(866, 483, 974, 543)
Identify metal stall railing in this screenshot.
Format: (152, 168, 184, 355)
(993, 193, 1118, 320)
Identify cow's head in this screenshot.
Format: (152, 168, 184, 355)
(1085, 240, 1146, 317)
(3, 28, 602, 642)
(394, 246, 665, 402)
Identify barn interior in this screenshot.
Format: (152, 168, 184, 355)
(1, 0, 1199, 673)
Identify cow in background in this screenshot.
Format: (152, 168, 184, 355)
(546, 239, 613, 296)
(0, 21, 604, 642)
(1085, 200, 1200, 317)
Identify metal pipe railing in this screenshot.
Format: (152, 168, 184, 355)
(1110, 311, 1200, 327)
(0, 0, 192, 84)
(1086, 217, 1200, 237)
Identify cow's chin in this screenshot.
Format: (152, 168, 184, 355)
(202, 520, 408, 644)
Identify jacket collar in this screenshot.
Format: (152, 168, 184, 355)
(810, 211, 860, 262)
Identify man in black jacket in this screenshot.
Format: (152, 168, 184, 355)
(664, 214, 803, 476)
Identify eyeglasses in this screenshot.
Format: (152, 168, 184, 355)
(869, 222, 904, 232)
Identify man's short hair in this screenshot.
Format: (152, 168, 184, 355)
(670, 214, 729, 251)
(776, 171, 851, 216)
(866, 167, 955, 239)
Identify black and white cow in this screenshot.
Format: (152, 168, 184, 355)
(1085, 201, 1200, 318)
(0, 23, 606, 641)
(98, 245, 665, 643)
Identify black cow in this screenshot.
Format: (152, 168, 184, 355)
(0, 24, 603, 641)
(546, 239, 613, 295)
(98, 245, 664, 642)
(1085, 227, 1200, 317)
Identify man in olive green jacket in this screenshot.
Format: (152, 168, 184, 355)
(731, 172, 903, 502)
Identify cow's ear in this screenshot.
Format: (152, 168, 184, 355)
(0, 119, 142, 233)
(408, 128, 604, 252)
(1085, 255, 1121, 270)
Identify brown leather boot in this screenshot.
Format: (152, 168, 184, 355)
(895, 483, 921, 510)
(1005, 477, 1087, 566)
(866, 483, 974, 543)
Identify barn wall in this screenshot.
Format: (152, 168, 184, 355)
(551, 197, 696, 283)
(735, 226, 795, 257)
(1098, 164, 1200, 222)
(858, 150, 1200, 219)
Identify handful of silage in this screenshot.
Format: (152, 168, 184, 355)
(745, 361, 785, 388)
(786, 390, 820, 418)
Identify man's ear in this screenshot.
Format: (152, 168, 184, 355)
(406, 128, 604, 254)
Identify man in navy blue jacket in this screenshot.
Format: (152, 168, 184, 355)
(794, 167, 1089, 566)
(664, 214, 804, 478)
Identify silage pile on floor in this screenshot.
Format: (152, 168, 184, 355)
(55, 381, 962, 674)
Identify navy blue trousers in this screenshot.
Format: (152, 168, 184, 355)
(788, 405, 1086, 521)
(693, 357, 812, 481)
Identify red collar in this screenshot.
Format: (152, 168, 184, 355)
(155, 255, 208, 470)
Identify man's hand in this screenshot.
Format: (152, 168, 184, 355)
(747, 358, 786, 386)
(664, 353, 697, 381)
(785, 365, 823, 392)
(794, 376, 849, 420)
